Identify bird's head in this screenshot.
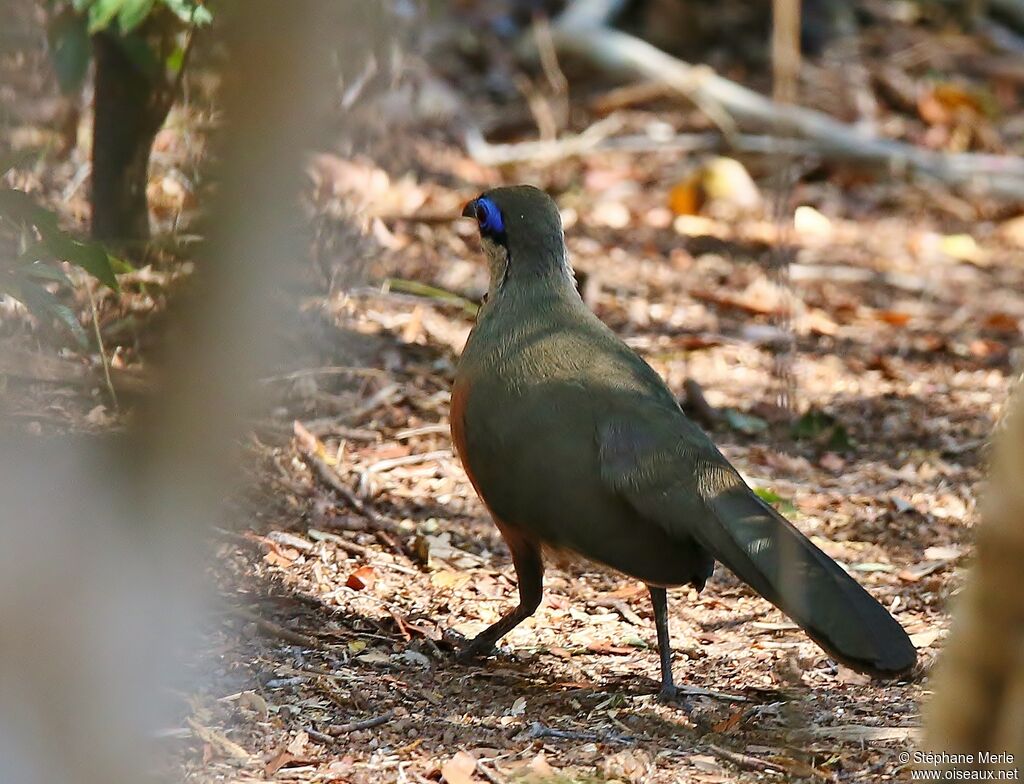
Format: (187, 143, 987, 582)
(461, 185, 573, 300)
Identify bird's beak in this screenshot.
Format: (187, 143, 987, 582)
(461, 199, 477, 219)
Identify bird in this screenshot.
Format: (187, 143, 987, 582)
(450, 184, 916, 698)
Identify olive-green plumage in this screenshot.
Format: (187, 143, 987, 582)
(452, 185, 915, 692)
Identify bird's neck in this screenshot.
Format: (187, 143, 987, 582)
(489, 260, 578, 315)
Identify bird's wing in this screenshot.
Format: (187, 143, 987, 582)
(598, 402, 917, 675)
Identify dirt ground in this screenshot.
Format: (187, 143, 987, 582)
(4, 2, 1024, 782)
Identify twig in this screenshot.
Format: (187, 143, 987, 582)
(383, 278, 479, 316)
(295, 438, 417, 562)
(327, 710, 395, 735)
(476, 761, 510, 784)
(307, 528, 373, 557)
(259, 366, 391, 384)
(227, 605, 321, 649)
(767, 0, 803, 415)
(524, 721, 643, 744)
(708, 744, 786, 775)
(302, 450, 372, 516)
(366, 449, 451, 474)
(466, 114, 625, 166)
(186, 718, 250, 760)
(682, 379, 721, 429)
(85, 278, 118, 410)
(771, 0, 800, 105)
(394, 423, 449, 440)
(305, 727, 335, 744)
(589, 597, 644, 626)
(159, 26, 198, 117)
(674, 685, 749, 703)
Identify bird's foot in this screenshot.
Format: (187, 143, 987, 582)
(456, 640, 497, 664)
(657, 683, 691, 708)
(656, 682, 702, 721)
(443, 628, 498, 663)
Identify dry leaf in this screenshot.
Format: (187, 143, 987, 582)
(701, 157, 762, 213)
(590, 201, 631, 229)
(910, 629, 940, 649)
(441, 750, 477, 784)
(286, 730, 309, 756)
(187, 718, 250, 760)
(983, 313, 1021, 333)
(264, 549, 296, 568)
(998, 214, 1024, 248)
(430, 570, 468, 589)
(668, 175, 701, 216)
(346, 565, 377, 591)
(819, 452, 846, 472)
(292, 419, 322, 456)
(794, 205, 832, 238)
(356, 649, 392, 666)
(527, 752, 556, 778)
(940, 233, 988, 265)
(264, 749, 294, 777)
(238, 690, 268, 720)
(923, 545, 962, 562)
(402, 305, 425, 344)
(875, 310, 912, 327)
(711, 709, 745, 734)
(601, 749, 652, 783)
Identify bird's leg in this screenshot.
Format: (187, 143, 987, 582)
(458, 535, 544, 662)
(648, 586, 678, 701)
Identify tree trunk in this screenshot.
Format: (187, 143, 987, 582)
(90, 29, 172, 242)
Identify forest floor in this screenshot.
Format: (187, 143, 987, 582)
(4, 2, 1024, 782)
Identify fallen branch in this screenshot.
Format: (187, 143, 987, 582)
(327, 710, 395, 735)
(0, 347, 150, 396)
(520, 2, 1024, 200)
(469, 125, 1024, 200)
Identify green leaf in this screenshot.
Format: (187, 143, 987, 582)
(115, 32, 161, 80)
(791, 408, 853, 450)
(165, 43, 186, 73)
(0, 190, 62, 243)
(0, 189, 121, 292)
(23, 262, 74, 287)
(46, 9, 91, 94)
(753, 487, 797, 517)
(118, 0, 157, 31)
(16, 280, 89, 346)
(0, 149, 37, 176)
(87, 0, 130, 33)
(38, 230, 120, 292)
(161, 0, 212, 25)
(723, 408, 769, 435)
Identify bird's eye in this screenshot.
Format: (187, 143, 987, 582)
(474, 197, 505, 235)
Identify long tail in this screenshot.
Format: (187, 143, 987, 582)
(695, 484, 917, 675)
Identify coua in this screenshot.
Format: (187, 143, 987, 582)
(450, 185, 915, 696)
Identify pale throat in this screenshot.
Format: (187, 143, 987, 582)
(480, 236, 576, 305)
(481, 238, 510, 303)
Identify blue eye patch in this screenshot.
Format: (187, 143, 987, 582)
(473, 197, 505, 236)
